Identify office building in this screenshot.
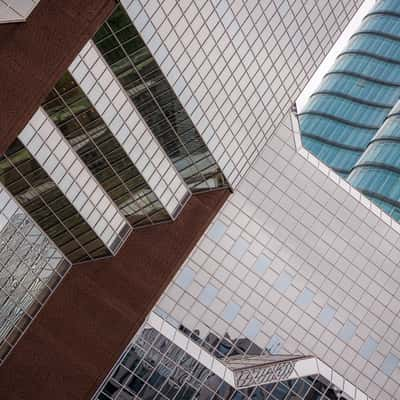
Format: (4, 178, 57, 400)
(299, 0, 400, 221)
(1, 1, 400, 400)
(348, 99, 400, 221)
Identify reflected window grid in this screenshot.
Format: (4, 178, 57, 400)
(93, 5, 227, 192)
(0, 186, 70, 364)
(19, 111, 128, 253)
(41, 71, 170, 228)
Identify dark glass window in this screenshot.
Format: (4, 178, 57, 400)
(42, 71, 168, 227)
(0, 140, 109, 262)
(93, 5, 227, 191)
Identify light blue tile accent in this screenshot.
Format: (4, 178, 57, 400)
(231, 238, 250, 259)
(360, 336, 378, 360)
(382, 353, 399, 375)
(296, 288, 314, 307)
(222, 302, 240, 323)
(215, 0, 229, 17)
(254, 254, 271, 274)
(267, 334, 282, 354)
(273, 271, 293, 293)
(319, 306, 336, 325)
(208, 220, 227, 242)
(338, 320, 357, 342)
(175, 266, 195, 289)
(244, 318, 262, 339)
(199, 284, 218, 306)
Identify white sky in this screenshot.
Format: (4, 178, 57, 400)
(296, 0, 377, 113)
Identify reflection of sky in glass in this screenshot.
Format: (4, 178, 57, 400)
(208, 221, 227, 242)
(254, 255, 271, 275)
(0, 187, 69, 363)
(273, 272, 293, 293)
(338, 320, 357, 343)
(360, 336, 378, 360)
(176, 266, 195, 289)
(223, 302, 240, 323)
(318, 305, 336, 326)
(296, 288, 314, 307)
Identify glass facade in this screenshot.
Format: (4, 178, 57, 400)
(348, 100, 400, 221)
(42, 71, 169, 227)
(95, 323, 354, 400)
(0, 186, 70, 362)
(93, 4, 227, 192)
(299, 0, 400, 177)
(0, 139, 111, 262)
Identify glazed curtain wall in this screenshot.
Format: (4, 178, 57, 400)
(349, 101, 400, 221)
(299, 0, 400, 177)
(93, 4, 227, 192)
(42, 72, 169, 227)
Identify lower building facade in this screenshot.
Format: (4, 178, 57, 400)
(93, 115, 400, 400)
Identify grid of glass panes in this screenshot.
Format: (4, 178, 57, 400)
(70, 41, 190, 219)
(95, 325, 351, 400)
(93, 4, 227, 192)
(19, 109, 129, 253)
(0, 185, 70, 363)
(0, 139, 111, 263)
(299, 1, 400, 178)
(42, 71, 169, 227)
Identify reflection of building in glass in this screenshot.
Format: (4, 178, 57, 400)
(348, 100, 400, 220)
(0, 194, 69, 361)
(0, 139, 122, 262)
(179, 324, 264, 359)
(299, 0, 400, 223)
(95, 321, 357, 400)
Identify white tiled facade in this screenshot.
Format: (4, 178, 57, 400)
(69, 41, 191, 218)
(156, 115, 400, 400)
(142, 311, 374, 399)
(123, 0, 362, 188)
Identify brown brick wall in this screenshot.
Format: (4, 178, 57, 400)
(0, 0, 117, 154)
